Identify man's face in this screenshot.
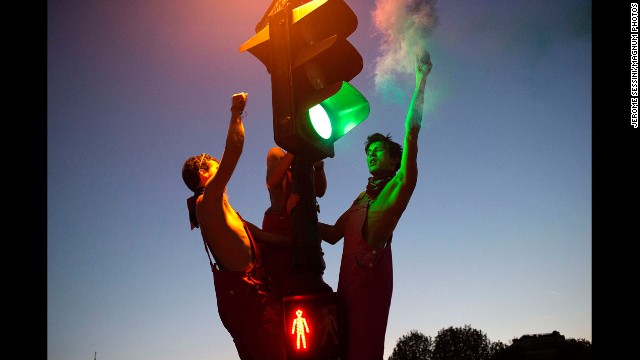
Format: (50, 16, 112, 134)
(366, 141, 398, 175)
(201, 160, 220, 182)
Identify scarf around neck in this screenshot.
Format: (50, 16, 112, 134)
(355, 172, 395, 205)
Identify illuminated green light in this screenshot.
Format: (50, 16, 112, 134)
(303, 82, 370, 151)
(309, 104, 332, 139)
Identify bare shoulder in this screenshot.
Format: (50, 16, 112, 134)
(374, 174, 414, 211)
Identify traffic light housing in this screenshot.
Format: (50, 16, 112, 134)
(283, 292, 343, 360)
(239, 0, 370, 161)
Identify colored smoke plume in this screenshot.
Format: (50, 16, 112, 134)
(372, 0, 438, 102)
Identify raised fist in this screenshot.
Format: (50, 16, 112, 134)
(416, 50, 432, 76)
(231, 92, 248, 112)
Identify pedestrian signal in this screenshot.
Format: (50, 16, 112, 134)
(283, 292, 343, 359)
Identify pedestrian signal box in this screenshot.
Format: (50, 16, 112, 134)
(283, 292, 343, 360)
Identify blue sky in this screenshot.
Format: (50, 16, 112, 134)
(47, 1, 592, 359)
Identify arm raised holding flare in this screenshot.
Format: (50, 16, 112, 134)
(320, 50, 432, 246)
(319, 50, 433, 360)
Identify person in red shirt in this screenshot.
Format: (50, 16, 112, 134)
(259, 146, 327, 299)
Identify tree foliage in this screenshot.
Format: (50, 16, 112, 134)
(389, 326, 591, 360)
(388, 330, 434, 360)
(432, 325, 492, 360)
(488, 340, 507, 359)
(561, 338, 592, 359)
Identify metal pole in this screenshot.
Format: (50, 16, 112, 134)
(289, 153, 332, 295)
(269, 4, 332, 296)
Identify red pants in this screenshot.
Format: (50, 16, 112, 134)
(212, 261, 287, 360)
(337, 203, 393, 360)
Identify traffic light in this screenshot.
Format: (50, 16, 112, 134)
(239, 0, 370, 161)
(283, 292, 343, 360)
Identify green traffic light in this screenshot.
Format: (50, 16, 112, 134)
(309, 105, 332, 139)
(308, 82, 369, 141)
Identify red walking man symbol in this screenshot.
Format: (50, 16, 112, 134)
(291, 309, 310, 350)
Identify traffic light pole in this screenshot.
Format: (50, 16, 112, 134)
(290, 154, 332, 295)
(269, 5, 332, 296)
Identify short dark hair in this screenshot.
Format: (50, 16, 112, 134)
(365, 133, 402, 171)
(182, 153, 219, 192)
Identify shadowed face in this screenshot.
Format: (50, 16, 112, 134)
(200, 160, 220, 185)
(366, 141, 398, 175)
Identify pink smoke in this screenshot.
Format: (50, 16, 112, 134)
(372, 0, 438, 101)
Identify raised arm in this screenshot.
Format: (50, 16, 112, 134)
(200, 93, 247, 202)
(363, 52, 433, 248)
(399, 50, 432, 190)
(266, 147, 294, 191)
